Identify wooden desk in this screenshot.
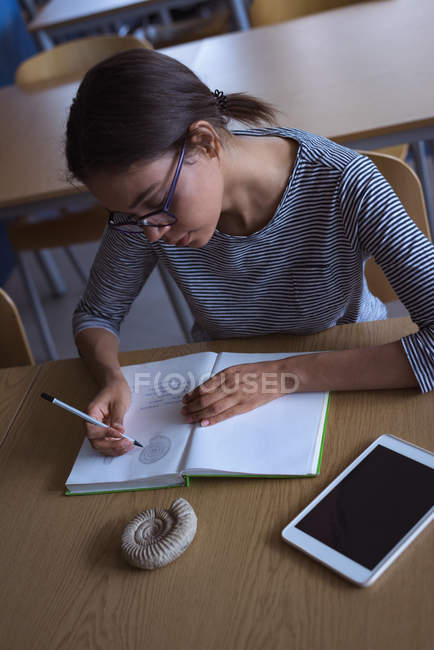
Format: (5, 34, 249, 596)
(0, 318, 432, 650)
(0, 37, 199, 213)
(190, 0, 434, 232)
(193, 0, 434, 149)
(0, 365, 40, 446)
(1, 0, 433, 233)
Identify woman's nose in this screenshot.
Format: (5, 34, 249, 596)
(144, 225, 171, 243)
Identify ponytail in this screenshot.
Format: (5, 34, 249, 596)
(216, 91, 277, 128)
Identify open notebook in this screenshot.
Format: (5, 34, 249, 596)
(65, 351, 330, 495)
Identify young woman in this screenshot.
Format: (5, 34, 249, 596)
(66, 48, 433, 456)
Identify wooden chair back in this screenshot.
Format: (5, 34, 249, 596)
(362, 151, 431, 303)
(15, 35, 152, 91)
(0, 288, 35, 367)
(250, 0, 368, 27)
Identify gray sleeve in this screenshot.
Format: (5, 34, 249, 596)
(340, 155, 434, 393)
(72, 228, 158, 340)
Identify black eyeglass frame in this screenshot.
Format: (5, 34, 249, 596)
(107, 140, 186, 233)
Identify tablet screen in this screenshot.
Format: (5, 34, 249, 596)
(295, 445, 433, 569)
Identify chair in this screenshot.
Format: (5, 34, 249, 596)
(250, 0, 363, 27)
(363, 150, 431, 303)
(15, 34, 152, 90)
(0, 288, 35, 367)
(11, 35, 153, 359)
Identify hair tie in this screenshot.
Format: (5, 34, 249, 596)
(213, 89, 228, 113)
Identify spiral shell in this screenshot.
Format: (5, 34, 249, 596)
(121, 498, 197, 570)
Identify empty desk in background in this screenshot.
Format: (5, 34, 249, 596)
(28, 0, 251, 47)
(2, 0, 434, 235)
(186, 0, 434, 235)
(0, 39, 202, 218)
(0, 317, 432, 650)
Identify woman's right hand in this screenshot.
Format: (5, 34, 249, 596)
(85, 378, 132, 456)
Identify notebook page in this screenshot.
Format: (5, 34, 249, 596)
(66, 352, 217, 487)
(184, 352, 328, 476)
(121, 352, 218, 478)
(65, 400, 191, 487)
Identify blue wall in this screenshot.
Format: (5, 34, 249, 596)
(0, 0, 37, 283)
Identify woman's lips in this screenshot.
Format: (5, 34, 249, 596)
(175, 232, 190, 247)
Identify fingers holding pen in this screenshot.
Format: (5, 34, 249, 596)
(39, 387, 133, 457)
(85, 420, 131, 456)
(86, 404, 133, 456)
(85, 377, 133, 456)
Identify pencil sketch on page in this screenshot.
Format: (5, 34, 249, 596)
(139, 434, 171, 464)
(100, 434, 171, 465)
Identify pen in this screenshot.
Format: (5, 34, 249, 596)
(40, 393, 143, 447)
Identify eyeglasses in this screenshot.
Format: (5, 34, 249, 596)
(108, 141, 186, 233)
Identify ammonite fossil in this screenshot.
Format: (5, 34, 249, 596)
(121, 498, 197, 570)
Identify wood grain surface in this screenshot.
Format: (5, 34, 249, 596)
(0, 318, 432, 650)
(0, 365, 40, 446)
(190, 0, 434, 143)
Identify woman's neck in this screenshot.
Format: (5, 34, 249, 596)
(218, 133, 298, 236)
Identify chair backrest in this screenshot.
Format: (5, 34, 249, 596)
(15, 35, 152, 91)
(0, 288, 34, 367)
(250, 0, 363, 27)
(362, 151, 431, 303)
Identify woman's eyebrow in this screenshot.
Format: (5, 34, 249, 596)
(128, 183, 160, 210)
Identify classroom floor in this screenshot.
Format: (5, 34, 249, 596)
(4, 241, 193, 362)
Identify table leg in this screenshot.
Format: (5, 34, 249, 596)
(35, 250, 67, 297)
(227, 0, 251, 30)
(64, 247, 89, 285)
(17, 255, 58, 360)
(160, 8, 173, 25)
(35, 29, 54, 50)
(158, 264, 193, 343)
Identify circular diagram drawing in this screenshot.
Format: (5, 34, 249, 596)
(139, 435, 171, 464)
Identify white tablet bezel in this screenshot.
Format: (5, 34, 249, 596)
(281, 434, 433, 586)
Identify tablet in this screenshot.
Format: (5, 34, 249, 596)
(281, 435, 433, 586)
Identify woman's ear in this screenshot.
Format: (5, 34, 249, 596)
(187, 121, 221, 159)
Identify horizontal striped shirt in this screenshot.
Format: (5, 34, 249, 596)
(73, 127, 434, 393)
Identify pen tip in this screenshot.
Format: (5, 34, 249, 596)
(134, 440, 144, 448)
(41, 393, 54, 402)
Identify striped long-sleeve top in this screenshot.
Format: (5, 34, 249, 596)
(73, 127, 434, 392)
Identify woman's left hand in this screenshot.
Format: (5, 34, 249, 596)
(181, 360, 298, 426)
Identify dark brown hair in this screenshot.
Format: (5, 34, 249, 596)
(65, 48, 277, 182)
